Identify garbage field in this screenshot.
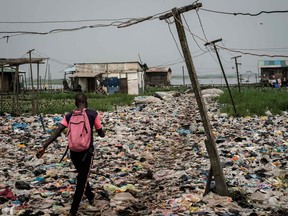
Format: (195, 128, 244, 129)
(1, 89, 288, 216)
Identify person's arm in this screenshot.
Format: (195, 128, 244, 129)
(96, 127, 105, 137)
(94, 113, 105, 137)
(36, 124, 66, 158)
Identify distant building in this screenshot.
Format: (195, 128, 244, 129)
(66, 61, 145, 95)
(259, 60, 288, 87)
(0, 67, 25, 92)
(145, 67, 171, 86)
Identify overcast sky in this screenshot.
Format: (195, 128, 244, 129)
(1, 0, 288, 80)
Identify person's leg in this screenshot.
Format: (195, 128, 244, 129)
(69, 151, 94, 215)
(85, 181, 94, 201)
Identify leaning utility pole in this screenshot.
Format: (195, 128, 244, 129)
(205, 39, 237, 115)
(231, 56, 241, 93)
(160, 3, 229, 196)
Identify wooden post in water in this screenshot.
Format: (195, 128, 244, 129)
(36, 63, 40, 114)
(27, 49, 36, 114)
(182, 65, 185, 86)
(1, 66, 3, 113)
(12, 65, 19, 114)
(160, 3, 229, 196)
(15, 65, 19, 114)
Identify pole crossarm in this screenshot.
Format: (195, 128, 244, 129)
(159, 3, 202, 20)
(231, 55, 242, 60)
(204, 38, 222, 46)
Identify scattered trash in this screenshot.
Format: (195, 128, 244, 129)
(1, 90, 288, 215)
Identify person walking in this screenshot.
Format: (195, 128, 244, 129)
(36, 93, 105, 216)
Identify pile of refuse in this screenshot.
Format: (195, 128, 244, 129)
(1, 89, 288, 216)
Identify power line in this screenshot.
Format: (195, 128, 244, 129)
(0, 18, 132, 24)
(151, 50, 209, 68)
(216, 44, 288, 58)
(1, 3, 287, 60)
(0, 12, 168, 40)
(173, 12, 288, 59)
(165, 18, 184, 60)
(200, 8, 288, 16)
(182, 14, 204, 52)
(228, 47, 288, 52)
(117, 10, 169, 28)
(193, 9, 229, 66)
(195, 9, 208, 42)
(0, 22, 120, 35)
(33, 51, 71, 67)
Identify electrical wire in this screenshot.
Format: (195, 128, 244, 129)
(174, 11, 223, 68)
(195, 9, 208, 42)
(193, 9, 229, 67)
(0, 11, 169, 40)
(0, 18, 132, 24)
(216, 44, 288, 58)
(172, 12, 288, 59)
(1, 3, 287, 60)
(117, 10, 169, 28)
(227, 47, 288, 52)
(200, 8, 288, 16)
(165, 18, 184, 60)
(0, 22, 119, 35)
(182, 14, 204, 52)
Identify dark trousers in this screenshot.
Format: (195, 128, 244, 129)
(69, 150, 94, 215)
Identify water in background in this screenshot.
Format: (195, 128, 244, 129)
(171, 74, 258, 85)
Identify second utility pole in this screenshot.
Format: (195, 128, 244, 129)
(160, 3, 229, 196)
(231, 55, 241, 93)
(205, 39, 237, 115)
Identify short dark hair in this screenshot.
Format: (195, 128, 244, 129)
(75, 93, 87, 107)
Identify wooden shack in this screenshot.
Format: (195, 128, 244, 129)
(0, 67, 25, 92)
(145, 67, 171, 86)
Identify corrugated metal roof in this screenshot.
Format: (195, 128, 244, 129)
(146, 67, 171, 73)
(258, 60, 288, 67)
(0, 67, 25, 73)
(64, 65, 75, 73)
(69, 71, 101, 78)
(75, 62, 144, 73)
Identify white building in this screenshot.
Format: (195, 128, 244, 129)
(66, 61, 145, 95)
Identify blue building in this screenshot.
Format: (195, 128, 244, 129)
(259, 60, 288, 87)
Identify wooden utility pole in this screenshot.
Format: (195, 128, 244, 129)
(231, 56, 241, 93)
(160, 3, 229, 196)
(204, 39, 237, 115)
(27, 49, 36, 114)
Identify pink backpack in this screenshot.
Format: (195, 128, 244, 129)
(67, 109, 91, 152)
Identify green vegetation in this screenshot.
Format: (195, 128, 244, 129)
(37, 86, 191, 114)
(216, 87, 288, 116)
(38, 92, 135, 114)
(2, 86, 288, 116)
